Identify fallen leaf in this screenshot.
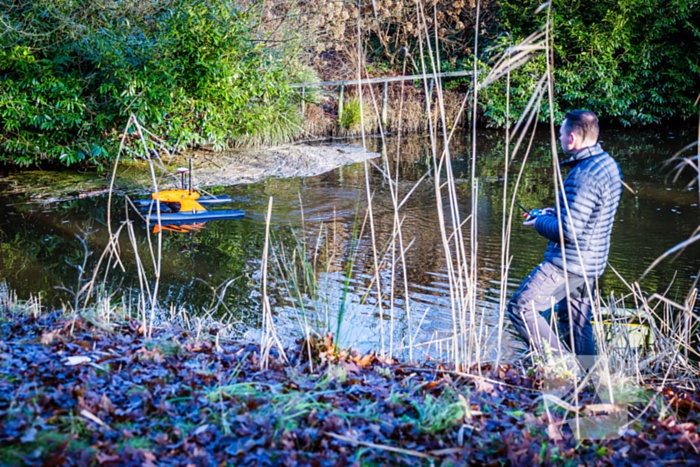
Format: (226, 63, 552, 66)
(341, 360, 361, 374)
(474, 378, 495, 394)
(142, 450, 157, 467)
(20, 427, 37, 443)
(547, 423, 563, 441)
(192, 424, 209, 436)
(351, 353, 375, 368)
(41, 329, 61, 345)
(100, 393, 115, 414)
(64, 356, 91, 366)
(80, 409, 113, 430)
(96, 453, 120, 464)
(618, 444, 631, 456)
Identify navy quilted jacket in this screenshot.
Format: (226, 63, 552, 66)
(534, 143, 622, 278)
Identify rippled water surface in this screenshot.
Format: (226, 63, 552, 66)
(2, 126, 699, 360)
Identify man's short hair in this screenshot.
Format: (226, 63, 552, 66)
(564, 110, 599, 144)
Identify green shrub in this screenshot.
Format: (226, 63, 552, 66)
(0, 0, 306, 166)
(494, 0, 700, 126)
(339, 98, 364, 131)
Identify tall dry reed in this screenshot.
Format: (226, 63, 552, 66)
(283, 0, 700, 400)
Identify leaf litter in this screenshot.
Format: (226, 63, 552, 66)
(0, 312, 699, 466)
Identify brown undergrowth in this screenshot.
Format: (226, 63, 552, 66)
(301, 85, 468, 138)
(1, 303, 699, 466)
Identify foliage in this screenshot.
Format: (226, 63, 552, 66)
(339, 99, 365, 131)
(478, 44, 560, 127)
(0, 0, 308, 166)
(494, 0, 700, 126)
(2, 0, 698, 164)
(409, 387, 471, 433)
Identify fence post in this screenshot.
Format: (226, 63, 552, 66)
(381, 81, 389, 129)
(338, 84, 345, 125)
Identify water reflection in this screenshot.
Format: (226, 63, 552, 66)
(1, 126, 699, 361)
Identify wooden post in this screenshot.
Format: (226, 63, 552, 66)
(422, 78, 435, 124)
(301, 87, 306, 119)
(338, 84, 345, 125)
(381, 81, 389, 129)
(381, 140, 388, 172)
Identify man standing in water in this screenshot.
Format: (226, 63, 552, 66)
(507, 110, 622, 369)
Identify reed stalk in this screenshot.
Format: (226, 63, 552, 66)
(353, 3, 388, 358)
(260, 197, 287, 369)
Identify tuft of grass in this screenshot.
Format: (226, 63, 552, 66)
(144, 338, 186, 357)
(122, 436, 155, 451)
(339, 98, 364, 131)
(409, 387, 471, 434)
(318, 363, 348, 387)
(233, 100, 304, 147)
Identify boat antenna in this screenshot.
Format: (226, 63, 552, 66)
(189, 156, 192, 195)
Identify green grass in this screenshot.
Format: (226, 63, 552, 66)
(126, 385, 149, 396)
(0, 374, 20, 383)
(205, 376, 392, 436)
(339, 99, 364, 131)
(144, 338, 186, 357)
(0, 430, 89, 465)
(122, 436, 155, 451)
(408, 387, 472, 434)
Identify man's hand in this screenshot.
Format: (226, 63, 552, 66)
(523, 216, 537, 227)
(523, 207, 555, 227)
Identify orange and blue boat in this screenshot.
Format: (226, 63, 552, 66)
(133, 166, 245, 223)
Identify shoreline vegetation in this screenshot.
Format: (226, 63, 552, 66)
(1, 293, 700, 466)
(2, 0, 699, 167)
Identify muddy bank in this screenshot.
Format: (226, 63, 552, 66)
(0, 144, 379, 202)
(187, 143, 379, 188)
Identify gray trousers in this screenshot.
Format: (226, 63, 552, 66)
(507, 261, 596, 360)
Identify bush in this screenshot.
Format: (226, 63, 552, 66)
(0, 0, 307, 166)
(339, 99, 364, 131)
(494, 0, 700, 126)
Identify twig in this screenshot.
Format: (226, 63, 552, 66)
(398, 365, 540, 392)
(325, 432, 438, 460)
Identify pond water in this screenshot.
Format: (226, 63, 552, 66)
(1, 125, 699, 361)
